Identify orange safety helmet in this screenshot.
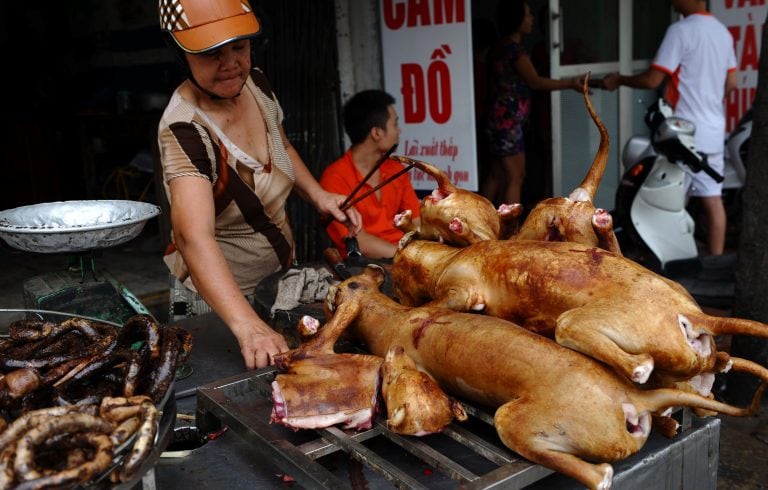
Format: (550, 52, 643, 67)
(159, 0, 261, 54)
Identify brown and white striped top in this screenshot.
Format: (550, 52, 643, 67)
(158, 68, 295, 294)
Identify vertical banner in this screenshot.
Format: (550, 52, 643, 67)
(379, 0, 477, 190)
(712, 0, 766, 132)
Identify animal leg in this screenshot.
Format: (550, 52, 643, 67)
(393, 210, 417, 234)
(555, 308, 654, 383)
(426, 287, 485, 312)
(448, 217, 485, 244)
(651, 414, 680, 438)
(495, 401, 614, 490)
(591, 209, 622, 256)
(498, 203, 523, 239)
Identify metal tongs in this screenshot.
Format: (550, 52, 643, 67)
(324, 144, 418, 258)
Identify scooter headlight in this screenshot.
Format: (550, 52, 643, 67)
(655, 117, 696, 142)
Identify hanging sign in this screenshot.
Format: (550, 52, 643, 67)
(379, 0, 478, 190)
(711, 0, 766, 131)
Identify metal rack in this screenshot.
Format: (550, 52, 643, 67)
(196, 366, 558, 489)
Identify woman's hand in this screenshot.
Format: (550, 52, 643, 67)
(235, 322, 290, 369)
(315, 190, 363, 236)
(602, 73, 621, 91)
(571, 76, 590, 93)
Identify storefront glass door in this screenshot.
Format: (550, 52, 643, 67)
(548, 0, 670, 209)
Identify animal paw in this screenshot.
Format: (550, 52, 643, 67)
(297, 315, 319, 337)
(597, 464, 614, 490)
(591, 208, 613, 230)
(449, 217, 464, 234)
(498, 203, 523, 218)
(631, 360, 654, 384)
(394, 210, 414, 231)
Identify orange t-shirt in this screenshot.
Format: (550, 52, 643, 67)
(320, 150, 421, 255)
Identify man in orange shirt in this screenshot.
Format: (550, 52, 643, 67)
(321, 90, 421, 258)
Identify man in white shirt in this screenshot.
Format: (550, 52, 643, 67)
(603, 0, 738, 255)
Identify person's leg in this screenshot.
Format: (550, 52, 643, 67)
(687, 152, 726, 256)
(481, 160, 505, 205)
(500, 152, 526, 205)
(699, 195, 726, 255)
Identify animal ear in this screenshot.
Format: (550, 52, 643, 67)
(363, 264, 386, 286)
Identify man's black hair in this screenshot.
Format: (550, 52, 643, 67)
(343, 90, 396, 145)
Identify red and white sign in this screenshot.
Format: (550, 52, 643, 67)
(712, 0, 766, 131)
(379, 0, 477, 190)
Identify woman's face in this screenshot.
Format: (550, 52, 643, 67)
(185, 39, 251, 98)
(520, 3, 535, 35)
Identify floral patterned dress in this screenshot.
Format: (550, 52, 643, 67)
(485, 41, 532, 158)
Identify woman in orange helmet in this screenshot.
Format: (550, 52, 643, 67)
(157, 0, 361, 369)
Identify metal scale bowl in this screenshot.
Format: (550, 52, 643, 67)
(0, 200, 161, 325)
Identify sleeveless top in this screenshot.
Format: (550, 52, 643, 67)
(158, 68, 296, 293)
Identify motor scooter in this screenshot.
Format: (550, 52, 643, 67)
(612, 98, 728, 275)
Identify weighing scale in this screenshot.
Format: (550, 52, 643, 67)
(0, 199, 161, 325)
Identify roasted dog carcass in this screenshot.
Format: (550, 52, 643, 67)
(392, 75, 621, 254)
(297, 266, 760, 490)
(392, 157, 522, 246)
(513, 75, 620, 254)
(391, 236, 768, 387)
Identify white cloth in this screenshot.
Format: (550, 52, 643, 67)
(652, 12, 737, 154)
(270, 267, 335, 318)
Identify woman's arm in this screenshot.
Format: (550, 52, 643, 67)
(280, 125, 362, 234)
(515, 55, 582, 92)
(169, 176, 288, 369)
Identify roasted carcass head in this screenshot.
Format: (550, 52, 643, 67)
(392, 157, 522, 246)
(514, 75, 621, 254)
(381, 345, 467, 435)
(270, 353, 381, 431)
(393, 76, 622, 254)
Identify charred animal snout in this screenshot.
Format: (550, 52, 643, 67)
(326, 286, 338, 313)
(621, 402, 650, 439)
(678, 314, 713, 357)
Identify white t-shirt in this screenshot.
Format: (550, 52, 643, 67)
(651, 12, 737, 154)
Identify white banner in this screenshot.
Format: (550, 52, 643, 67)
(711, 0, 766, 131)
(379, 0, 477, 190)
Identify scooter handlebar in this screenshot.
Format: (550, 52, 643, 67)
(694, 153, 725, 183)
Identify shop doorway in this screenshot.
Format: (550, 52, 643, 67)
(548, 0, 671, 209)
(471, 0, 671, 209)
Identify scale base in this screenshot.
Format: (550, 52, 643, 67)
(23, 269, 151, 325)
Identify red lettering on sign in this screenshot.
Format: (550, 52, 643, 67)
(382, 0, 466, 29)
(726, 87, 756, 132)
(428, 60, 452, 123)
(433, 0, 465, 24)
(725, 0, 767, 7)
(728, 25, 740, 53)
(400, 45, 454, 124)
(408, 0, 431, 27)
(402, 63, 426, 123)
(740, 24, 759, 70)
(383, 0, 406, 30)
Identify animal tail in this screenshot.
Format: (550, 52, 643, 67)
(391, 156, 457, 193)
(638, 383, 766, 417)
(728, 355, 768, 383)
(700, 314, 768, 338)
(569, 73, 609, 203)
